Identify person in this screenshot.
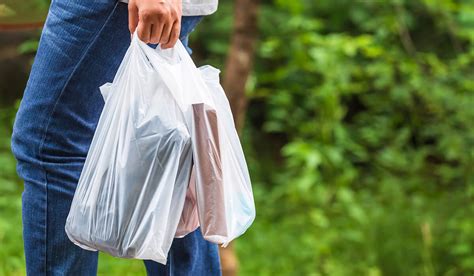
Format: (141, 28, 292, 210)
(10, 0, 221, 275)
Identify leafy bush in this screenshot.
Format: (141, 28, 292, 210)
(0, 103, 24, 275)
(224, 0, 474, 275)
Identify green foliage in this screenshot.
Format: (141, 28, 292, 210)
(0, 0, 49, 24)
(17, 39, 39, 55)
(0, 103, 24, 275)
(210, 0, 474, 275)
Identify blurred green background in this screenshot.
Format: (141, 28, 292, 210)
(1, 0, 474, 275)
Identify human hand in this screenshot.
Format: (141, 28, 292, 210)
(128, 0, 182, 48)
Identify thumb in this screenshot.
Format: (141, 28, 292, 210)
(128, 1, 139, 35)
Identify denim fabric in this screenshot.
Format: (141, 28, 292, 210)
(11, 0, 221, 275)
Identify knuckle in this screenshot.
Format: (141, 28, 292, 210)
(140, 10, 154, 21)
(159, 14, 169, 22)
(155, 8, 167, 16)
(171, 10, 179, 19)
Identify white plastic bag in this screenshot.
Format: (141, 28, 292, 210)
(65, 35, 193, 264)
(193, 66, 256, 245)
(138, 35, 255, 245)
(66, 33, 256, 264)
(171, 66, 256, 244)
(175, 167, 200, 238)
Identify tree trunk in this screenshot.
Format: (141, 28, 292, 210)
(222, 0, 259, 132)
(219, 0, 259, 275)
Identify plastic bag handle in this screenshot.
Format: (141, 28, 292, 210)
(161, 38, 196, 65)
(132, 32, 193, 66)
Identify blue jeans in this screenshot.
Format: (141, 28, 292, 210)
(11, 0, 221, 275)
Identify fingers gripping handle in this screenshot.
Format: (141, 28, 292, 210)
(132, 32, 193, 66)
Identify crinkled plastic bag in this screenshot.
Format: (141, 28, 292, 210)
(66, 32, 256, 263)
(65, 35, 194, 264)
(175, 64, 256, 246)
(175, 167, 200, 238)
